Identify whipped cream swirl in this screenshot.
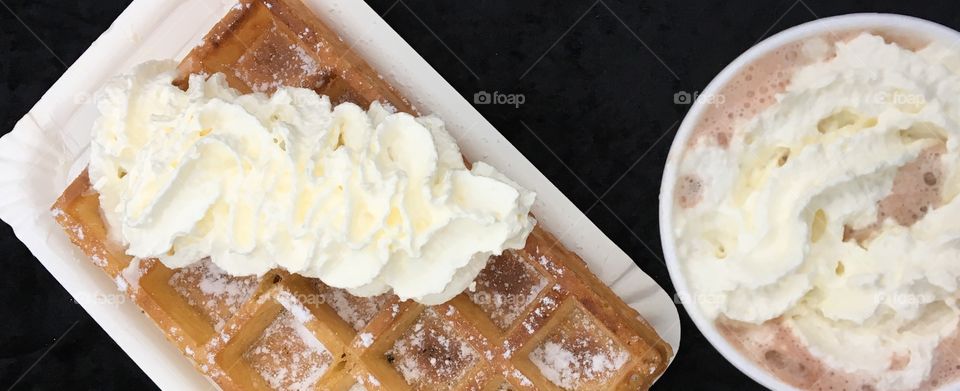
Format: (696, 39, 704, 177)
(89, 61, 535, 304)
(675, 34, 960, 389)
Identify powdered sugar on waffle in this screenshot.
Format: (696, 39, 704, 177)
(90, 254, 107, 268)
(529, 308, 629, 389)
(510, 369, 533, 387)
(275, 290, 314, 323)
(358, 373, 380, 388)
(467, 253, 549, 330)
(120, 257, 144, 291)
(291, 45, 318, 74)
(245, 310, 330, 391)
(388, 308, 479, 386)
(169, 260, 259, 330)
(531, 342, 628, 389)
(315, 283, 388, 330)
(114, 275, 128, 292)
(537, 254, 564, 277)
(358, 332, 373, 348)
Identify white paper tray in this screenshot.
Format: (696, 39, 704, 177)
(0, 0, 680, 389)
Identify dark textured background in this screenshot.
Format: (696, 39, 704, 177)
(2, 0, 959, 390)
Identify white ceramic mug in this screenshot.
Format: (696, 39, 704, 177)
(660, 13, 960, 391)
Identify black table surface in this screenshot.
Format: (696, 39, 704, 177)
(3, 0, 959, 390)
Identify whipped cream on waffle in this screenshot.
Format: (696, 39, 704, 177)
(88, 60, 535, 304)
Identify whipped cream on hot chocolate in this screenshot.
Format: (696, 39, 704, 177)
(674, 33, 960, 389)
(88, 61, 535, 305)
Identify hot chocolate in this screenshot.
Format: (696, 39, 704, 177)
(673, 30, 960, 390)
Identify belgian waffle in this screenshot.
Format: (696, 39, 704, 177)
(51, 0, 671, 389)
